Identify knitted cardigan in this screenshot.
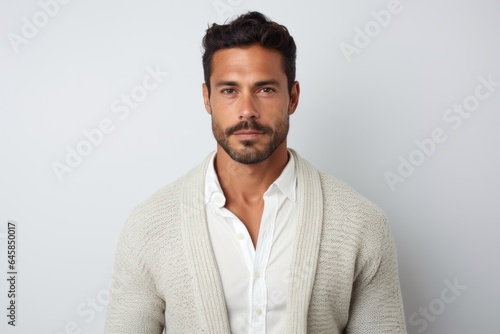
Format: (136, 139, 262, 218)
(105, 150, 406, 333)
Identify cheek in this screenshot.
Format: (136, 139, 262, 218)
(211, 111, 231, 130)
(211, 95, 236, 109)
(267, 97, 290, 114)
(211, 117, 226, 138)
(211, 101, 236, 119)
(267, 105, 290, 123)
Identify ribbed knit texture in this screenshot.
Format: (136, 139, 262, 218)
(105, 150, 406, 333)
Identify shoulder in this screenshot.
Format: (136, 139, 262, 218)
(318, 172, 392, 263)
(292, 149, 389, 241)
(118, 176, 185, 251)
(292, 150, 385, 218)
(120, 154, 211, 243)
(319, 172, 386, 224)
(127, 176, 184, 228)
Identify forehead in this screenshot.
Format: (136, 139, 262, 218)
(210, 44, 286, 81)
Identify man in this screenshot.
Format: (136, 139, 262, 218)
(105, 11, 406, 333)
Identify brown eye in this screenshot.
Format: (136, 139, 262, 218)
(222, 88, 236, 94)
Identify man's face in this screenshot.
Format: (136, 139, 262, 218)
(202, 44, 299, 164)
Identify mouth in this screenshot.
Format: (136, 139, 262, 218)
(232, 130, 266, 140)
(225, 120, 273, 140)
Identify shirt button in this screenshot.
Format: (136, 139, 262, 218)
(236, 232, 245, 240)
(254, 271, 261, 279)
(213, 193, 225, 207)
(255, 308, 262, 316)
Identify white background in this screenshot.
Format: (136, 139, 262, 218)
(1, 0, 499, 333)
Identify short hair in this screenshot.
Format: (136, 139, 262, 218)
(202, 11, 297, 95)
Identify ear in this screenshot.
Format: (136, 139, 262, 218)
(288, 81, 300, 115)
(202, 83, 211, 115)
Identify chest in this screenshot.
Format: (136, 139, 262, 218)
(206, 198, 298, 333)
(225, 202, 264, 247)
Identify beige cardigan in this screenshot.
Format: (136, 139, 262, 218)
(105, 150, 406, 333)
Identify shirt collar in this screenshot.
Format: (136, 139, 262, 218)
(204, 152, 225, 206)
(204, 150, 297, 207)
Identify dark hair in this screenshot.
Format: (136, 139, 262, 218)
(202, 11, 297, 95)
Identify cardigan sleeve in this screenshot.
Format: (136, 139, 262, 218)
(104, 223, 165, 334)
(345, 215, 407, 333)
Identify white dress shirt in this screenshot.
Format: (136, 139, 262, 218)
(205, 151, 297, 334)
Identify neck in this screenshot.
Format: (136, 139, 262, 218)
(214, 143, 289, 204)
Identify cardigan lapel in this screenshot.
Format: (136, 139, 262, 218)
(285, 150, 324, 333)
(180, 154, 231, 333)
(178, 150, 323, 333)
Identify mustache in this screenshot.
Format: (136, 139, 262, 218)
(225, 120, 273, 136)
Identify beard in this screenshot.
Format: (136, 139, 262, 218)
(212, 115, 289, 164)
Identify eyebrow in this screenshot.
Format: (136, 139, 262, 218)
(214, 79, 282, 88)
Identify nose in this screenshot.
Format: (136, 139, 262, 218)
(238, 92, 259, 121)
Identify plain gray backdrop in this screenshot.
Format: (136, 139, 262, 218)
(1, 0, 499, 333)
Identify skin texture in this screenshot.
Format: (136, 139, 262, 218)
(202, 44, 300, 247)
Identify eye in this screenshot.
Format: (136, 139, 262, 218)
(221, 88, 236, 95)
(259, 87, 275, 93)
